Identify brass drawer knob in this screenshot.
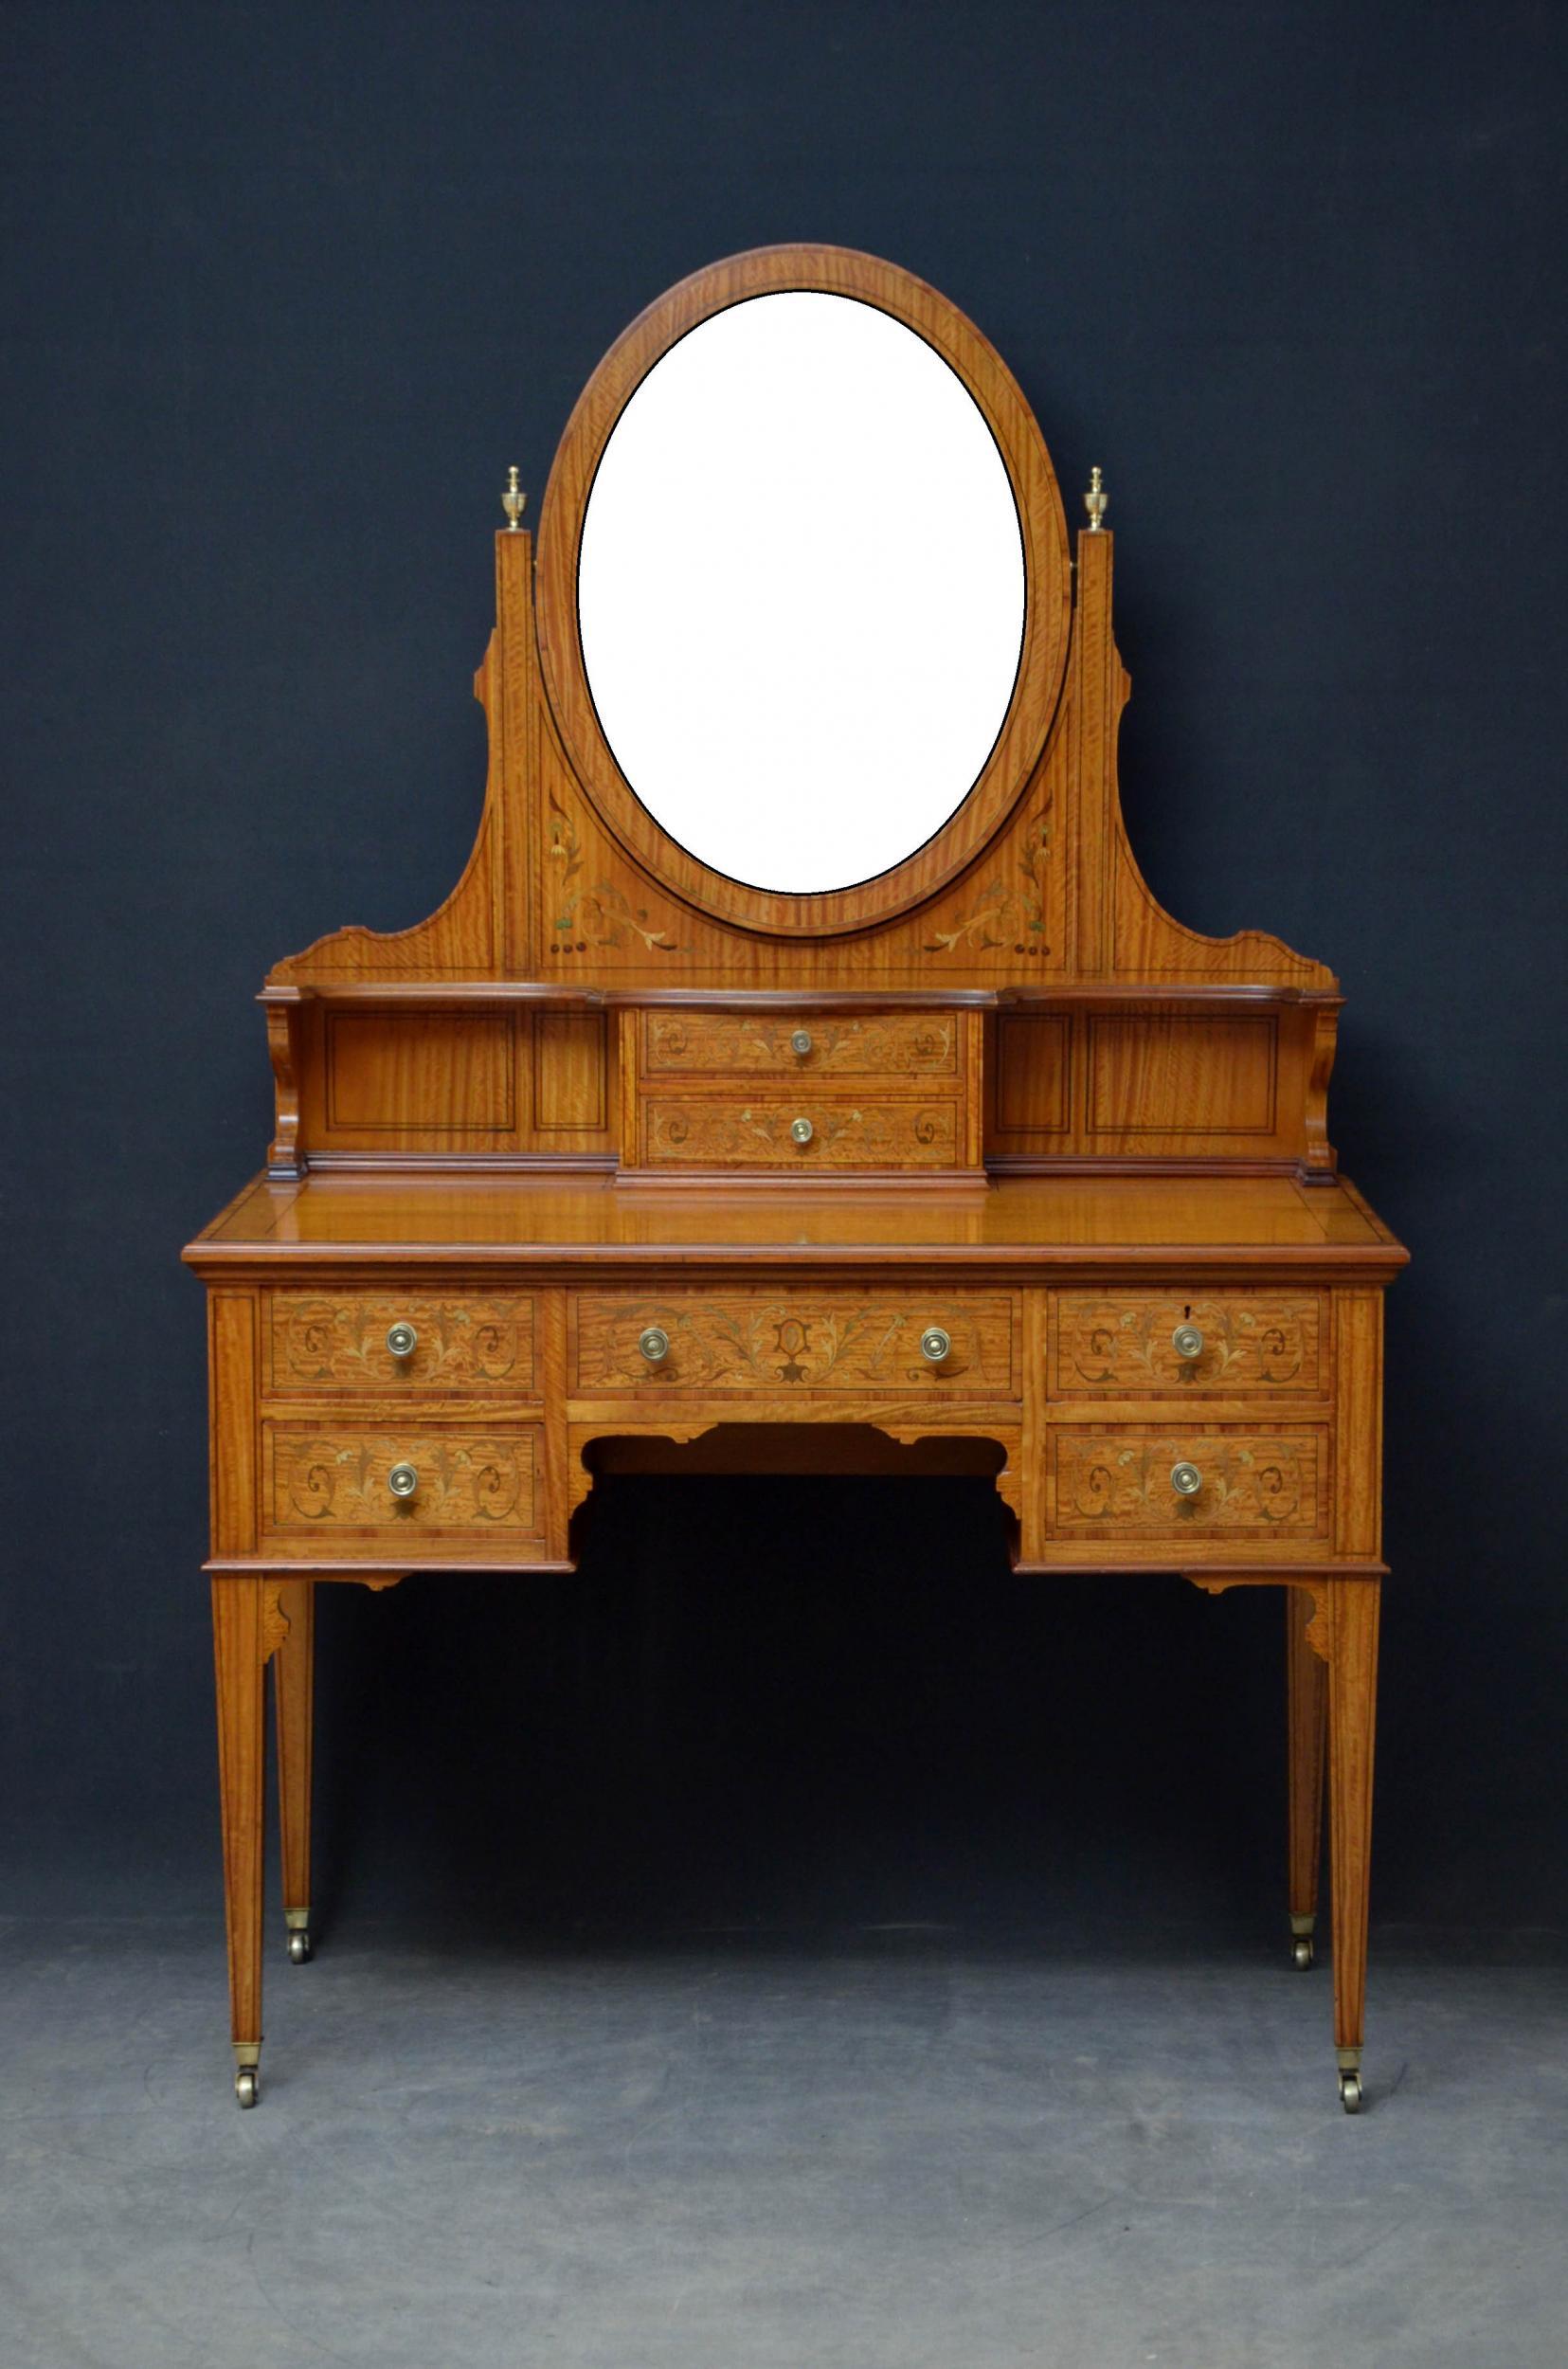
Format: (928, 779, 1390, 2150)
(639, 1326, 671, 1365)
(1170, 1461, 1203, 1498)
(789, 1115, 814, 1146)
(386, 1322, 419, 1360)
(919, 1327, 952, 1365)
(1172, 1324, 1204, 1362)
(789, 1029, 813, 1058)
(387, 1461, 420, 1500)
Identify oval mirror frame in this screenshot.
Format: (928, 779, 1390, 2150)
(535, 244, 1072, 939)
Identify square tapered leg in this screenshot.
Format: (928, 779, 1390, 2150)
(211, 1575, 267, 2106)
(273, 1576, 315, 1963)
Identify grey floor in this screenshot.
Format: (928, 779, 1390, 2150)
(3, 1918, 1564, 2369)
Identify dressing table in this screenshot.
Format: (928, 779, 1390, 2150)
(185, 245, 1406, 2112)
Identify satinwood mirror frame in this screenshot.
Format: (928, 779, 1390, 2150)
(534, 244, 1074, 939)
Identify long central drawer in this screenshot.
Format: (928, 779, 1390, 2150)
(571, 1290, 1019, 1395)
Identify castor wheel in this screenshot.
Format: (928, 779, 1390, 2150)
(235, 2067, 259, 2109)
(288, 1928, 312, 1965)
(1292, 1935, 1315, 1970)
(1339, 2071, 1363, 2114)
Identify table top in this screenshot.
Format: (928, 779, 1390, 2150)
(186, 1171, 1406, 1277)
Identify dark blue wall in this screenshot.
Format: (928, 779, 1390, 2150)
(4, 1, 1564, 1943)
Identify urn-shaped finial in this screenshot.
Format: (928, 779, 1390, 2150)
(501, 466, 527, 531)
(1084, 465, 1108, 533)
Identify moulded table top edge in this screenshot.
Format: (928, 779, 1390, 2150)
(184, 1170, 1408, 1275)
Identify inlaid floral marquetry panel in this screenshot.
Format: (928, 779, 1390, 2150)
(263, 1426, 540, 1535)
(265, 1294, 534, 1394)
(572, 1293, 1019, 1394)
(1053, 1295, 1325, 1396)
(640, 1098, 961, 1167)
(1050, 1428, 1328, 1540)
(641, 1012, 959, 1078)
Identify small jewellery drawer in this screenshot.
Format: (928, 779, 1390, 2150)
(572, 1291, 1019, 1395)
(1051, 1293, 1326, 1398)
(264, 1293, 533, 1395)
(640, 1096, 962, 1170)
(1048, 1426, 1329, 1543)
(261, 1421, 544, 1546)
(640, 1008, 960, 1081)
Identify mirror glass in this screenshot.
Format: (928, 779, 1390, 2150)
(577, 292, 1026, 896)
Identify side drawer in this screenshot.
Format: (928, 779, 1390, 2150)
(264, 1292, 534, 1395)
(1050, 1293, 1326, 1398)
(640, 1095, 962, 1170)
(571, 1290, 1019, 1396)
(1047, 1425, 1329, 1545)
(261, 1420, 545, 1551)
(640, 1008, 961, 1080)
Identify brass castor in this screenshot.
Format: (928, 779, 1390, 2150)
(1292, 1934, 1315, 1971)
(288, 1928, 312, 1965)
(235, 2067, 259, 2109)
(1339, 2071, 1363, 2114)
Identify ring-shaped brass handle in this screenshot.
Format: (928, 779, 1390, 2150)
(387, 1461, 420, 1500)
(639, 1327, 671, 1365)
(387, 1322, 419, 1360)
(920, 1327, 952, 1365)
(1172, 1324, 1204, 1362)
(1170, 1461, 1202, 1498)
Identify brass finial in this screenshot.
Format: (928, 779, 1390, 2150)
(501, 466, 526, 531)
(1084, 465, 1108, 533)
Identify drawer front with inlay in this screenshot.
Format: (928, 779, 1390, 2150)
(265, 1293, 534, 1395)
(641, 1009, 960, 1080)
(261, 1422, 543, 1546)
(640, 1096, 962, 1169)
(1048, 1426, 1329, 1544)
(572, 1292, 1018, 1395)
(1052, 1293, 1325, 1398)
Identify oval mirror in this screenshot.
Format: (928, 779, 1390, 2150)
(536, 247, 1071, 937)
(576, 292, 1026, 897)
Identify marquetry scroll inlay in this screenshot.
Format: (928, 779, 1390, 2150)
(547, 790, 680, 953)
(924, 798, 1053, 955)
(642, 1012, 957, 1077)
(642, 1099, 960, 1167)
(1055, 1295, 1324, 1394)
(573, 1293, 1018, 1393)
(1053, 1430, 1326, 1538)
(267, 1429, 537, 1532)
(266, 1294, 533, 1392)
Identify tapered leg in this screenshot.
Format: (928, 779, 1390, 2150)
(211, 1576, 267, 2106)
(273, 1577, 315, 1962)
(1326, 1577, 1381, 2111)
(1286, 1583, 1328, 1966)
